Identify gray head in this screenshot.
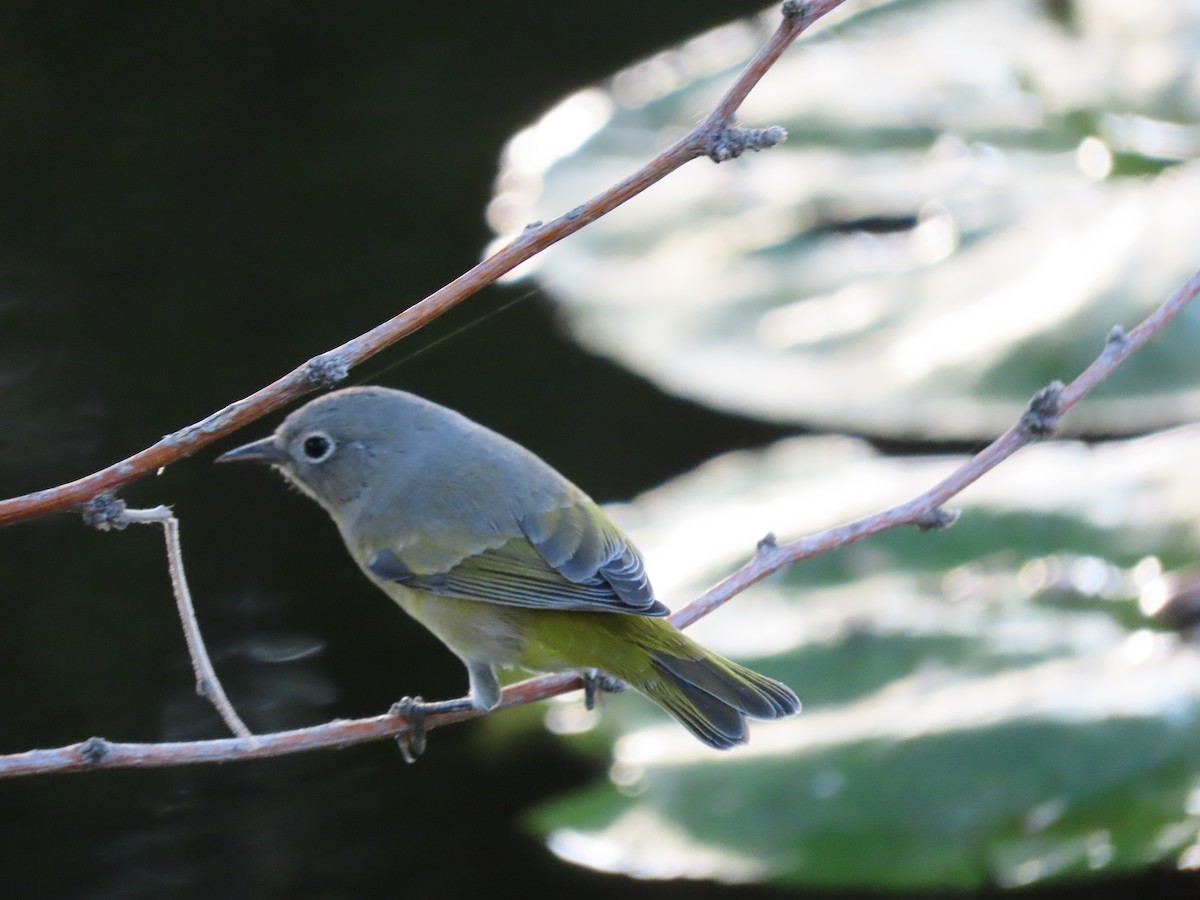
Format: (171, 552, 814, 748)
(216, 386, 477, 515)
(219, 385, 574, 549)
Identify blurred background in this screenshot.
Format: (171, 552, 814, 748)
(3, 0, 1200, 896)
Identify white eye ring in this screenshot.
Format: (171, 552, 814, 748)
(300, 431, 336, 463)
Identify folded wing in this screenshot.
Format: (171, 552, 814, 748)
(367, 499, 667, 617)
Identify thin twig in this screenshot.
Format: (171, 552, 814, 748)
(3, 266, 1196, 779)
(82, 497, 254, 739)
(0, 0, 844, 529)
(705, 0, 838, 130)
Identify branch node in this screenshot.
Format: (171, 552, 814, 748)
(706, 125, 788, 163)
(781, 0, 807, 22)
(305, 353, 350, 388)
(756, 532, 778, 554)
(916, 507, 961, 532)
(1106, 324, 1129, 351)
(1020, 381, 1064, 437)
(81, 492, 129, 531)
(78, 737, 111, 765)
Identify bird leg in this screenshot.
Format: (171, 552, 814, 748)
(582, 669, 628, 711)
(388, 695, 476, 763)
(466, 661, 502, 711)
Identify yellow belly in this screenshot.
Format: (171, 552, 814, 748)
(376, 580, 669, 684)
(383, 583, 538, 667)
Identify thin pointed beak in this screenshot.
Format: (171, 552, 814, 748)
(216, 436, 288, 465)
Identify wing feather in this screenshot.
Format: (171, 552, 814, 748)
(366, 500, 667, 617)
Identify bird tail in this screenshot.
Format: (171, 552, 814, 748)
(631, 649, 800, 750)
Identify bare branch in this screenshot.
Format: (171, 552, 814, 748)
(674, 268, 1200, 630)
(0, 0, 843, 529)
(0, 673, 576, 778)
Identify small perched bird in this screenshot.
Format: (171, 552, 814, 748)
(218, 386, 799, 749)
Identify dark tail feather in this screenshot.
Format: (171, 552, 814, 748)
(642, 652, 800, 750)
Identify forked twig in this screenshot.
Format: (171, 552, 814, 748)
(82, 497, 253, 740)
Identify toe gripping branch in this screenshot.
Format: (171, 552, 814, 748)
(388, 696, 476, 763)
(582, 670, 628, 712)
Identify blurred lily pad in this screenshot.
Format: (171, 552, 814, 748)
(526, 425, 1200, 890)
(489, 0, 1200, 438)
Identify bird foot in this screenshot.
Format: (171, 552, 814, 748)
(582, 670, 629, 711)
(388, 695, 475, 763)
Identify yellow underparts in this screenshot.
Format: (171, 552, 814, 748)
(385, 584, 687, 683)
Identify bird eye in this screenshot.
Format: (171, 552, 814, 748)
(301, 432, 335, 462)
